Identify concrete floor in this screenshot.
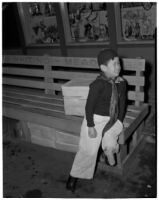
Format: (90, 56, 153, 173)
(3, 132, 156, 198)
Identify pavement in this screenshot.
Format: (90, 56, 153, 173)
(3, 133, 157, 198)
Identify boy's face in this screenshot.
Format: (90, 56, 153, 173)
(101, 57, 121, 79)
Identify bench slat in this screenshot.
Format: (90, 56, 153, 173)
(127, 105, 143, 113)
(3, 67, 45, 77)
(3, 68, 145, 87)
(123, 117, 134, 126)
(3, 102, 82, 134)
(51, 71, 98, 80)
(3, 56, 145, 71)
(3, 86, 63, 100)
(125, 111, 139, 119)
(46, 81, 145, 102)
(3, 78, 45, 89)
(3, 92, 64, 106)
(123, 75, 144, 86)
(3, 83, 144, 102)
(3, 101, 81, 121)
(3, 96, 64, 113)
(128, 91, 144, 101)
(45, 80, 144, 91)
(122, 58, 145, 71)
(52, 72, 144, 87)
(3, 55, 46, 65)
(49, 57, 98, 68)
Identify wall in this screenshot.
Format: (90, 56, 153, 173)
(26, 47, 62, 56)
(3, 49, 23, 55)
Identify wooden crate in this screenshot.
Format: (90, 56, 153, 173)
(61, 78, 93, 116)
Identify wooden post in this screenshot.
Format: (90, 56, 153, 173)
(44, 64, 55, 94)
(134, 70, 144, 106)
(107, 3, 117, 52)
(133, 70, 144, 145)
(132, 131, 138, 147)
(118, 143, 128, 164)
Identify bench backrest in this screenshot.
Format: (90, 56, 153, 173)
(3, 55, 145, 106)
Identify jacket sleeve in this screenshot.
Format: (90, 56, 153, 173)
(118, 80, 127, 122)
(85, 80, 103, 127)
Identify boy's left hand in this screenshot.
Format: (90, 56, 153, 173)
(88, 127, 97, 138)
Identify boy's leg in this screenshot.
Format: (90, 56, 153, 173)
(70, 116, 106, 179)
(101, 120, 123, 165)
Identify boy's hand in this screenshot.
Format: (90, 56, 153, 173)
(88, 127, 97, 138)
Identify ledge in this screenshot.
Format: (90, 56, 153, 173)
(117, 40, 155, 46)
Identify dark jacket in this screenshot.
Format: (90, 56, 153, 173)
(85, 77, 127, 127)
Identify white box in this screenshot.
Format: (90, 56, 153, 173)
(61, 78, 93, 116)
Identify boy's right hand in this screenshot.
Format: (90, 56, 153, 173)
(88, 127, 97, 138)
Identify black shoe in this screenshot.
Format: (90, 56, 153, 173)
(100, 152, 111, 166)
(66, 175, 78, 193)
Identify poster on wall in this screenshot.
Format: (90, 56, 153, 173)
(18, 3, 60, 45)
(120, 2, 156, 41)
(67, 3, 109, 42)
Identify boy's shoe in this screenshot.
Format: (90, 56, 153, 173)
(99, 152, 105, 163)
(66, 175, 78, 193)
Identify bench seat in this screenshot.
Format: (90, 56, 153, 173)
(3, 86, 148, 147)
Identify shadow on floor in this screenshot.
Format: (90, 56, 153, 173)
(3, 135, 156, 198)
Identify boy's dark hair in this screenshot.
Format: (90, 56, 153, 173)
(97, 49, 118, 67)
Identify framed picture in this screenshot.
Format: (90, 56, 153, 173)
(17, 3, 60, 46)
(120, 3, 156, 41)
(60, 3, 109, 44)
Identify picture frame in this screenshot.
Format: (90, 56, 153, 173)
(17, 3, 60, 46)
(115, 3, 156, 43)
(60, 3, 110, 45)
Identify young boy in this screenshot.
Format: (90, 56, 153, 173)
(66, 49, 127, 192)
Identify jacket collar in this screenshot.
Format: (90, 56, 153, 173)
(97, 72, 123, 83)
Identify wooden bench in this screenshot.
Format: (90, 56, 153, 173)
(3, 55, 149, 175)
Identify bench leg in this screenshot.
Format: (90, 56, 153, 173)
(3, 117, 19, 139)
(17, 121, 31, 142)
(121, 134, 144, 174)
(117, 144, 127, 168)
(132, 131, 138, 147)
(117, 123, 145, 174)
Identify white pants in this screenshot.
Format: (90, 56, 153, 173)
(70, 114, 123, 179)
